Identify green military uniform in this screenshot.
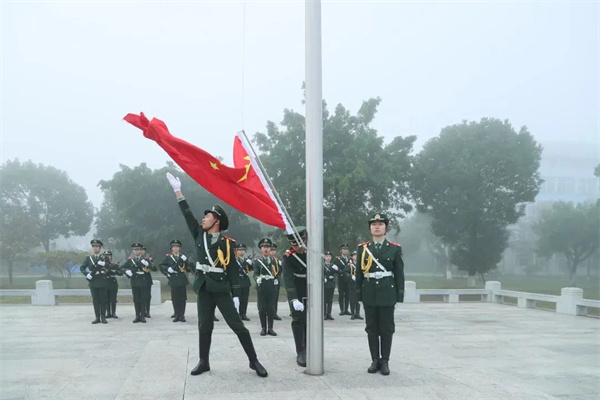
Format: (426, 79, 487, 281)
(348, 251, 363, 320)
(334, 244, 351, 315)
(323, 251, 337, 320)
(159, 239, 191, 322)
(271, 244, 282, 321)
(282, 228, 308, 367)
(175, 195, 267, 378)
(141, 246, 155, 318)
(356, 213, 404, 376)
(103, 250, 122, 319)
(122, 242, 157, 323)
(79, 239, 109, 324)
(253, 238, 279, 336)
(234, 243, 252, 321)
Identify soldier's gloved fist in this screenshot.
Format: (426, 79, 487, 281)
(166, 172, 181, 192)
(97, 260, 105, 266)
(352, 276, 356, 281)
(167, 267, 175, 274)
(141, 259, 149, 266)
(233, 297, 240, 311)
(292, 299, 304, 312)
(86, 273, 92, 280)
(125, 270, 133, 277)
(180, 254, 187, 261)
(256, 277, 262, 285)
(332, 265, 338, 271)
(246, 259, 252, 265)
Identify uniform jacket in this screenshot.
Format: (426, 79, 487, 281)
(79, 254, 109, 289)
(282, 249, 307, 303)
(159, 253, 191, 287)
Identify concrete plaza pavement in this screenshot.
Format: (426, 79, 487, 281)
(1, 301, 598, 400)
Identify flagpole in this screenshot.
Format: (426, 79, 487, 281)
(305, 0, 324, 375)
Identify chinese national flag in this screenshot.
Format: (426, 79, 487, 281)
(123, 112, 292, 233)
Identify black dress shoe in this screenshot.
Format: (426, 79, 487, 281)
(380, 360, 390, 375)
(273, 314, 281, 321)
(173, 315, 181, 322)
(260, 327, 267, 336)
(368, 359, 381, 373)
(249, 360, 268, 377)
(140, 317, 147, 323)
(267, 329, 277, 336)
(179, 316, 186, 322)
(133, 317, 141, 323)
(92, 318, 100, 324)
(296, 351, 306, 367)
(190, 359, 210, 375)
(241, 315, 250, 321)
(101, 317, 108, 324)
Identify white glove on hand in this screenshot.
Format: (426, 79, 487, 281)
(292, 299, 304, 312)
(97, 260, 105, 267)
(166, 172, 181, 192)
(352, 275, 356, 281)
(256, 277, 262, 286)
(86, 273, 92, 280)
(141, 259, 149, 266)
(180, 254, 187, 261)
(167, 267, 175, 274)
(233, 297, 240, 312)
(332, 265, 339, 271)
(125, 270, 133, 277)
(246, 259, 253, 265)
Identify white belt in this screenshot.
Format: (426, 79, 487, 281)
(293, 273, 306, 278)
(259, 275, 274, 280)
(196, 263, 224, 274)
(135, 271, 145, 275)
(365, 271, 393, 279)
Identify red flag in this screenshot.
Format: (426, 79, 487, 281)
(123, 112, 292, 232)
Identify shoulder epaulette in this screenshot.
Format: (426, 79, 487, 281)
(285, 249, 296, 257)
(358, 241, 370, 246)
(388, 241, 402, 247)
(222, 235, 236, 242)
(128, 257, 134, 260)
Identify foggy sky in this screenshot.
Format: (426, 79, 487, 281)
(2, 1, 598, 208)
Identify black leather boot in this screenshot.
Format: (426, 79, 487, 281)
(367, 334, 381, 373)
(92, 302, 100, 324)
(368, 358, 381, 373)
(259, 312, 267, 336)
(249, 360, 268, 377)
(100, 304, 108, 324)
(380, 334, 392, 376)
(190, 359, 210, 375)
(292, 325, 306, 367)
(132, 302, 141, 323)
(112, 302, 118, 318)
(180, 301, 187, 322)
(267, 315, 277, 336)
(355, 303, 363, 320)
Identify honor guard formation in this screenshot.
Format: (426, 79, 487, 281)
(79, 173, 404, 377)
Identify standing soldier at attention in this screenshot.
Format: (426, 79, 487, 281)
(270, 243, 282, 321)
(103, 250, 122, 319)
(122, 243, 154, 323)
(79, 239, 109, 324)
(347, 249, 363, 320)
(323, 251, 336, 321)
(282, 227, 308, 367)
(234, 243, 252, 321)
(159, 239, 191, 322)
(140, 245, 156, 318)
(253, 238, 279, 336)
(166, 172, 268, 378)
(356, 213, 404, 376)
(334, 244, 351, 316)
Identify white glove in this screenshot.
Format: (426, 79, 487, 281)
(246, 259, 253, 265)
(97, 260, 105, 267)
(332, 265, 339, 271)
(167, 267, 175, 274)
(141, 259, 149, 266)
(256, 277, 262, 285)
(166, 172, 181, 192)
(125, 270, 133, 277)
(86, 273, 92, 280)
(352, 275, 356, 281)
(180, 254, 187, 261)
(233, 297, 240, 312)
(292, 299, 304, 312)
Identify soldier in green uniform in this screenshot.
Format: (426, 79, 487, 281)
(140, 245, 155, 318)
(323, 251, 336, 320)
(253, 238, 279, 336)
(282, 227, 308, 367)
(79, 239, 109, 324)
(348, 250, 363, 320)
(103, 250, 122, 319)
(269, 243, 282, 321)
(122, 243, 156, 323)
(166, 172, 268, 378)
(334, 244, 351, 316)
(159, 239, 191, 322)
(234, 243, 252, 321)
(356, 213, 404, 376)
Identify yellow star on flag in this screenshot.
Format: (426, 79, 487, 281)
(210, 161, 219, 170)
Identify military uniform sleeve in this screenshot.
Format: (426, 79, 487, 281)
(224, 239, 241, 298)
(80, 256, 91, 275)
(252, 260, 260, 280)
(159, 256, 171, 276)
(282, 255, 298, 302)
(177, 198, 201, 240)
(395, 246, 405, 303)
(113, 263, 123, 276)
(355, 247, 364, 302)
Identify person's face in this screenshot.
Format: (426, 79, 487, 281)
(171, 245, 180, 254)
(269, 249, 276, 257)
(236, 249, 246, 258)
(92, 245, 101, 254)
(340, 248, 349, 256)
(370, 221, 386, 236)
(133, 248, 142, 257)
(324, 254, 332, 263)
(351, 254, 357, 262)
(260, 245, 271, 256)
(201, 212, 219, 231)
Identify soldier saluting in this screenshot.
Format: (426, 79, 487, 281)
(79, 239, 109, 324)
(356, 213, 404, 376)
(159, 239, 191, 322)
(166, 172, 268, 378)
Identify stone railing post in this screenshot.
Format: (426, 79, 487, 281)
(556, 287, 583, 316)
(404, 281, 418, 303)
(151, 280, 162, 305)
(32, 280, 57, 305)
(485, 281, 501, 303)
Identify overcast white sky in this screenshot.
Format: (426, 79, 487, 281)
(2, 1, 598, 208)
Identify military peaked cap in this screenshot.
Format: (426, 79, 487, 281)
(368, 213, 389, 225)
(258, 238, 273, 248)
(235, 243, 247, 250)
(170, 239, 183, 247)
(131, 242, 144, 249)
(90, 239, 103, 247)
(204, 204, 229, 231)
(286, 226, 307, 246)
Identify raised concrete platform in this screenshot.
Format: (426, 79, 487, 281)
(1, 302, 598, 399)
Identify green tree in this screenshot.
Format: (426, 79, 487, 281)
(97, 162, 262, 259)
(411, 118, 543, 284)
(253, 97, 415, 250)
(0, 160, 93, 252)
(36, 250, 87, 288)
(0, 205, 38, 287)
(534, 201, 599, 286)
